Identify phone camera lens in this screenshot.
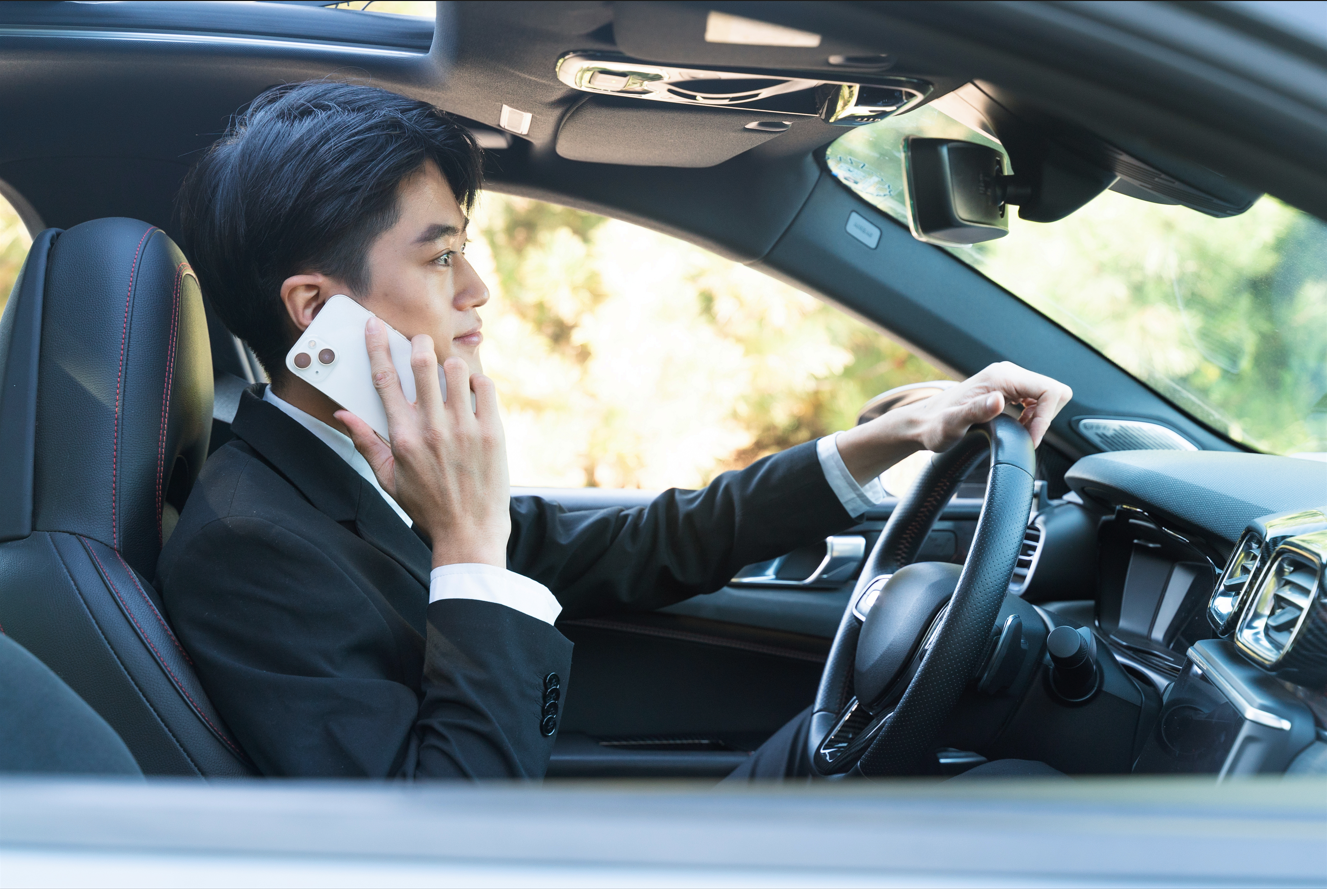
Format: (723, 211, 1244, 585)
(318, 348, 336, 365)
(294, 352, 311, 369)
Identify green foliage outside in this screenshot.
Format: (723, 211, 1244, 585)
(0, 199, 31, 321)
(469, 195, 945, 488)
(828, 107, 1327, 456)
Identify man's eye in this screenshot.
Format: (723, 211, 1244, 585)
(435, 251, 455, 267)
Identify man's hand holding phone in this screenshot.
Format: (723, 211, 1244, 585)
(336, 318, 511, 570)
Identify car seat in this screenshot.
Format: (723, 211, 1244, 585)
(0, 218, 254, 776)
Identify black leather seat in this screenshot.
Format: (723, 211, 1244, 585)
(0, 217, 254, 776)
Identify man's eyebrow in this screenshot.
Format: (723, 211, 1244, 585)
(414, 218, 469, 244)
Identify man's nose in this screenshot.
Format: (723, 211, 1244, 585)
(453, 254, 490, 310)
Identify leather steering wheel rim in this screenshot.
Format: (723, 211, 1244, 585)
(808, 414, 1035, 776)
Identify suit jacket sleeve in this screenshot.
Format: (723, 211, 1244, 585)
(163, 516, 572, 779)
(508, 439, 855, 619)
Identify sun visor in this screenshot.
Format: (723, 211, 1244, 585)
(556, 100, 788, 167)
(611, 3, 884, 72)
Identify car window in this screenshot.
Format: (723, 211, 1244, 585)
(0, 192, 32, 319)
(469, 195, 949, 489)
(320, 2, 435, 16)
(827, 106, 1327, 457)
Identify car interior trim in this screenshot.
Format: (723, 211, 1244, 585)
(558, 617, 828, 665)
(0, 27, 426, 58)
(1187, 644, 1292, 731)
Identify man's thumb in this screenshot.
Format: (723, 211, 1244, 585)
(973, 391, 1003, 421)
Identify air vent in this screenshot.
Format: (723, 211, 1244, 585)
(1008, 520, 1044, 595)
(1209, 532, 1265, 634)
(1076, 418, 1197, 452)
(1235, 547, 1321, 669)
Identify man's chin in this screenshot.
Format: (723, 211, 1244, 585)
(443, 344, 482, 377)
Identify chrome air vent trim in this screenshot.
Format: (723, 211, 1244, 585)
(1209, 531, 1266, 634)
(1076, 418, 1197, 452)
(1209, 509, 1326, 636)
(1007, 518, 1044, 596)
(1235, 531, 1327, 680)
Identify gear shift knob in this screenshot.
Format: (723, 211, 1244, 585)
(1047, 625, 1099, 702)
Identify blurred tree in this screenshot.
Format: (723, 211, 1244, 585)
(470, 194, 948, 488)
(829, 109, 1327, 456)
(0, 195, 32, 319)
(965, 193, 1327, 454)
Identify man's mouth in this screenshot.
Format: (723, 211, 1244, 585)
(453, 323, 483, 347)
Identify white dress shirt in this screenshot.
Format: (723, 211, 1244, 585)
(262, 389, 886, 626)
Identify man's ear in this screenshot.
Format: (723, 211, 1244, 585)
(279, 273, 337, 333)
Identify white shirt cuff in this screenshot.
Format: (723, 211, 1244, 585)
(429, 564, 562, 626)
(817, 433, 888, 519)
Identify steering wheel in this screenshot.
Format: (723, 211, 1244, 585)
(807, 414, 1035, 776)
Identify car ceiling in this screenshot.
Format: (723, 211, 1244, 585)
(0, 0, 1323, 457)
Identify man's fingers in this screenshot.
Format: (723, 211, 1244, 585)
(335, 410, 396, 495)
(984, 361, 1061, 404)
(365, 318, 411, 431)
(409, 334, 444, 425)
(470, 372, 500, 420)
(1020, 409, 1052, 449)
(982, 362, 1074, 448)
(441, 358, 471, 418)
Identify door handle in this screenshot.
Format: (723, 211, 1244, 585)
(730, 535, 867, 589)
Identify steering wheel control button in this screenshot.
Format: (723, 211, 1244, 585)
(544, 672, 560, 691)
(1047, 625, 1100, 703)
(540, 714, 558, 736)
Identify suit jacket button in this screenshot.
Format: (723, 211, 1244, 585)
(540, 714, 558, 736)
(542, 701, 558, 719)
(544, 686, 560, 705)
(544, 672, 560, 691)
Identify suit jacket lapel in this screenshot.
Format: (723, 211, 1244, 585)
(352, 488, 432, 589)
(229, 389, 432, 589)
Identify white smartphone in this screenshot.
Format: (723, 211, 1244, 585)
(284, 294, 447, 442)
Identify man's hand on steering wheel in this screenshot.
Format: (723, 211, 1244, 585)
(836, 362, 1074, 483)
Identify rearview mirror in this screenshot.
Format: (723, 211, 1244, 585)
(903, 138, 1011, 245)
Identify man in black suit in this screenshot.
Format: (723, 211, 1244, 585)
(158, 82, 1072, 779)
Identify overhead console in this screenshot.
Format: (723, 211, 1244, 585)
(556, 53, 930, 126)
(552, 50, 932, 168)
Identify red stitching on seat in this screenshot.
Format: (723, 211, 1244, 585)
(111, 548, 194, 667)
(112, 227, 158, 549)
(82, 538, 244, 759)
(155, 263, 188, 545)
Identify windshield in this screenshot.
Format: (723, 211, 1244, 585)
(826, 105, 1327, 457)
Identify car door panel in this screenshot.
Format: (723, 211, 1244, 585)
(518, 486, 980, 777)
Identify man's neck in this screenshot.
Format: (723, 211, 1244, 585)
(269, 375, 350, 436)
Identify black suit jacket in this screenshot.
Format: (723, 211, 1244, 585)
(157, 389, 852, 778)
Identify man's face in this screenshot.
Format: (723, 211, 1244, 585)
(354, 161, 488, 374)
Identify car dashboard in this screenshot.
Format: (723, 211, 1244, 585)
(1062, 450, 1327, 777)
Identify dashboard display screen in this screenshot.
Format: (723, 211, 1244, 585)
(1135, 662, 1242, 774)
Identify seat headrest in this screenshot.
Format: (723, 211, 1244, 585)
(0, 218, 212, 577)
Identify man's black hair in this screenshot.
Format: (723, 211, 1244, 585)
(176, 81, 483, 378)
